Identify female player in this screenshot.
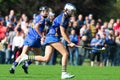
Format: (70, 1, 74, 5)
(9, 6, 49, 74)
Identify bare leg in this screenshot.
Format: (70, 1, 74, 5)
(51, 42, 68, 68)
(35, 42, 68, 67)
(35, 45, 54, 62)
(50, 42, 75, 79)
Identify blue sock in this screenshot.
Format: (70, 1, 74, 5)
(24, 60, 32, 67)
(14, 62, 18, 67)
(27, 60, 32, 65)
(12, 62, 18, 69)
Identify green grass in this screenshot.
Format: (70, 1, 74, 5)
(0, 64, 120, 80)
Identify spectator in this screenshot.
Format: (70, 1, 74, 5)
(90, 34, 104, 67)
(100, 34, 108, 66)
(85, 23, 92, 41)
(89, 19, 96, 37)
(8, 10, 16, 23)
(97, 18, 102, 26)
(108, 18, 114, 30)
(20, 14, 29, 35)
(79, 35, 90, 65)
(96, 22, 101, 32)
(1, 34, 9, 64)
(7, 22, 14, 31)
(68, 28, 79, 65)
(96, 18, 103, 32)
(7, 27, 16, 62)
(84, 16, 89, 24)
(102, 22, 109, 37)
(4, 16, 9, 26)
(113, 18, 120, 34)
(72, 21, 79, 36)
(88, 14, 93, 23)
(77, 14, 84, 29)
(0, 18, 7, 41)
(12, 27, 24, 61)
(106, 34, 116, 66)
(115, 34, 120, 66)
(80, 24, 87, 37)
(97, 25, 106, 38)
(70, 15, 76, 23)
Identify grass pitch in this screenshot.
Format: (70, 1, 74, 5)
(0, 64, 120, 80)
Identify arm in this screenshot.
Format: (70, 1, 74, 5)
(60, 26, 71, 43)
(90, 39, 96, 46)
(34, 16, 44, 37)
(60, 26, 75, 47)
(34, 23, 42, 37)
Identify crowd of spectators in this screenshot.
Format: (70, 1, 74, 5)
(0, 9, 120, 66)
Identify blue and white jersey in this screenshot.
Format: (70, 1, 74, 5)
(47, 13, 69, 37)
(23, 14, 46, 48)
(45, 13, 70, 44)
(27, 14, 46, 39)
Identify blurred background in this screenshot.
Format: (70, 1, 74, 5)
(0, 0, 120, 21)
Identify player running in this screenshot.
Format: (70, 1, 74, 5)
(9, 6, 49, 74)
(19, 3, 76, 79)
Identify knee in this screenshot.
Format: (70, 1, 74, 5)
(44, 58, 49, 62)
(62, 52, 69, 57)
(43, 57, 50, 62)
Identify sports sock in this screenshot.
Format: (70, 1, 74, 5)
(24, 60, 32, 67)
(28, 54, 35, 60)
(12, 62, 18, 70)
(62, 65, 67, 72)
(27, 60, 32, 65)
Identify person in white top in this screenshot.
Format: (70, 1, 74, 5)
(12, 27, 24, 61)
(20, 14, 29, 35)
(80, 24, 87, 37)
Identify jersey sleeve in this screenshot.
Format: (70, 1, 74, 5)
(34, 15, 41, 24)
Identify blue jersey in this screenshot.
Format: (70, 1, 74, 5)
(27, 14, 45, 39)
(45, 13, 69, 44)
(23, 14, 46, 48)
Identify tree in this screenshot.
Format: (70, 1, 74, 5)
(0, 0, 119, 21)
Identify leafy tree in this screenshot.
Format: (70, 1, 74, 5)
(0, 0, 120, 21)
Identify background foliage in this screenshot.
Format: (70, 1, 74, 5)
(0, 0, 120, 21)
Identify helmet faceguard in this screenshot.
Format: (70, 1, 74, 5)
(39, 6, 49, 18)
(64, 3, 76, 16)
(39, 6, 49, 12)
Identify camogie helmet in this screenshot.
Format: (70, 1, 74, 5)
(64, 3, 76, 15)
(39, 6, 49, 12)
